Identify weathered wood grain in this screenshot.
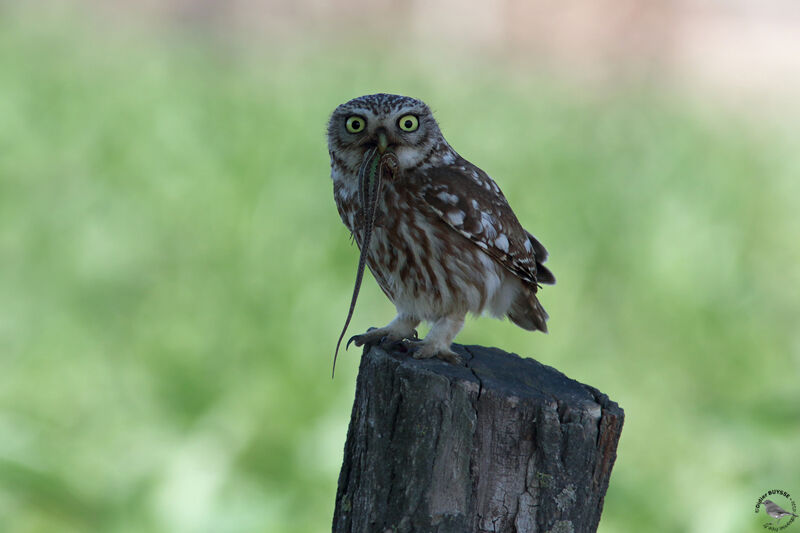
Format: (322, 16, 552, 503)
(333, 343, 624, 533)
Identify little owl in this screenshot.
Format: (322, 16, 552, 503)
(328, 93, 554, 365)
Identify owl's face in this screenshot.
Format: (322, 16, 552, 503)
(327, 94, 448, 175)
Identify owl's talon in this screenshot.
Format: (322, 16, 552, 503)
(406, 341, 463, 365)
(435, 348, 464, 365)
(347, 327, 411, 350)
(346, 335, 360, 350)
(347, 333, 379, 349)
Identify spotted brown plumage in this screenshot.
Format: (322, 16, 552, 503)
(328, 93, 554, 365)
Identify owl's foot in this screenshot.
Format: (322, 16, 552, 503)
(405, 340, 464, 365)
(347, 314, 420, 350)
(347, 328, 417, 350)
(401, 314, 466, 365)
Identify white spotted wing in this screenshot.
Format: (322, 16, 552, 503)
(411, 156, 555, 288)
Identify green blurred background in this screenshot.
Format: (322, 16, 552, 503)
(1, 2, 799, 532)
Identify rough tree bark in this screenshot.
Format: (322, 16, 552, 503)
(332, 343, 624, 533)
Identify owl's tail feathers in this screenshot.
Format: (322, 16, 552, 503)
(507, 288, 549, 333)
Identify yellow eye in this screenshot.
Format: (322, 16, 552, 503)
(345, 116, 366, 133)
(397, 114, 419, 132)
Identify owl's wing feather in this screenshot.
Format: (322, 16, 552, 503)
(412, 157, 554, 288)
(525, 231, 556, 284)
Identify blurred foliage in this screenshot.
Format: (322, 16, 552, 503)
(1, 4, 799, 533)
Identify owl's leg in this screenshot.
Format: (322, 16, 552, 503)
(347, 313, 420, 349)
(408, 314, 465, 365)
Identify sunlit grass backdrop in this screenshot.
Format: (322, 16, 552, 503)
(1, 4, 798, 532)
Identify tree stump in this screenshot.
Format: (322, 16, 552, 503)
(332, 343, 624, 533)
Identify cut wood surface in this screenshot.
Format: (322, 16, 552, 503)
(333, 343, 624, 533)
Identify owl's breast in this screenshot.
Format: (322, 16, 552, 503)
(334, 177, 513, 320)
(332, 178, 400, 237)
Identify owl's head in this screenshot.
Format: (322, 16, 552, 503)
(327, 94, 447, 172)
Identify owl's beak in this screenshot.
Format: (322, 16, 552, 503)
(376, 130, 389, 154)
